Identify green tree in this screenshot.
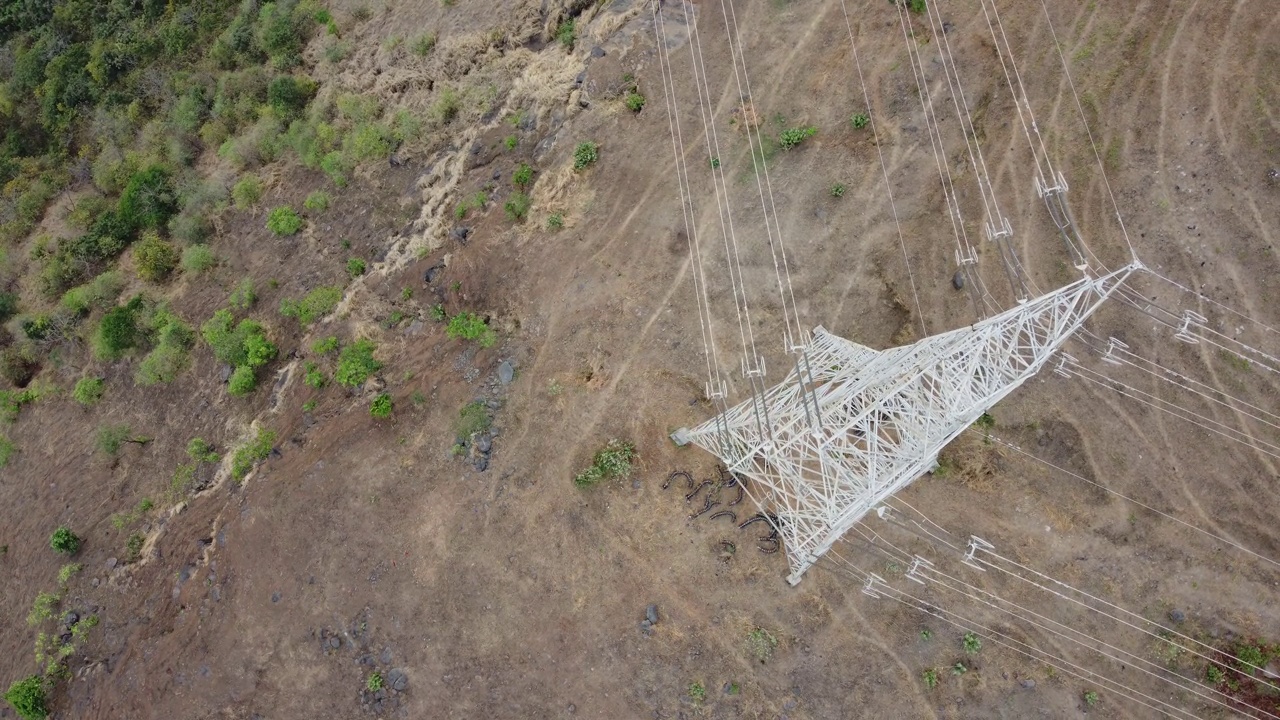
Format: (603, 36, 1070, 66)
(49, 527, 80, 555)
(4, 675, 47, 720)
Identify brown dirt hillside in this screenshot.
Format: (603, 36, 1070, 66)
(2, 0, 1279, 718)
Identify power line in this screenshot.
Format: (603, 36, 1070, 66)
(835, 0, 927, 338)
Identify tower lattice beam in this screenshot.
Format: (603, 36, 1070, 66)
(673, 263, 1140, 584)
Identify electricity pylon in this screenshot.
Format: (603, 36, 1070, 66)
(672, 263, 1140, 584)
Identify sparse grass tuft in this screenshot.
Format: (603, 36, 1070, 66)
(366, 672, 384, 691)
(454, 402, 492, 440)
(573, 439, 637, 488)
(830, 183, 846, 198)
(413, 32, 437, 56)
(963, 632, 982, 654)
(746, 626, 779, 664)
(304, 191, 331, 212)
(556, 19, 576, 49)
(547, 213, 564, 230)
(231, 428, 277, 482)
(1083, 690, 1099, 706)
(851, 112, 870, 129)
(687, 680, 706, 705)
(922, 668, 939, 689)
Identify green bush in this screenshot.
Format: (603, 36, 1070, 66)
(573, 439, 636, 488)
(266, 206, 304, 235)
(229, 279, 256, 311)
(73, 378, 105, 406)
(347, 123, 393, 161)
(347, 258, 366, 277)
(335, 339, 381, 387)
(547, 213, 564, 230)
(267, 75, 318, 122)
(504, 135, 518, 151)
(231, 428, 276, 481)
(118, 166, 178, 232)
(181, 245, 218, 274)
(93, 296, 145, 361)
(0, 293, 17, 324)
(96, 424, 133, 455)
(49, 526, 80, 555)
(60, 272, 125, 315)
(446, 312, 496, 347)
(4, 675, 47, 720)
(503, 192, 531, 221)
(304, 362, 326, 388)
(303, 190, 330, 211)
(232, 175, 264, 209)
(227, 365, 257, 395)
(188, 437, 220, 464)
(280, 286, 342, 326)
(133, 232, 179, 282)
(370, 393, 392, 418)
(573, 142, 599, 170)
(512, 163, 533, 189)
(851, 112, 870, 129)
(312, 336, 340, 354)
(778, 125, 818, 150)
(136, 310, 196, 386)
(320, 151, 350, 186)
(625, 92, 646, 112)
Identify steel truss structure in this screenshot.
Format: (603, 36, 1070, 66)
(673, 263, 1140, 584)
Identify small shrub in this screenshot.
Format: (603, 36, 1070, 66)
(573, 439, 636, 488)
(181, 245, 218, 274)
(556, 19, 576, 49)
(830, 183, 846, 198)
(573, 141, 599, 170)
(503, 192, 531, 221)
(430, 304, 446, 321)
(312, 336, 340, 355)
(227, 365, 257, 395)
(124, 533, 144, 562)
(512, 163, 533, 189)
(1206, 665, 1226, 684)
(503, 135, 518, 150)
(952, 661, 967, 676)
(231, 428, 277, 481)
(73, 378, 105, 406)
(625, 92, 646, 112)
(304, 362, 326, 389)
(1083, 690, 1099, 706)
(304, 191, 330, 211)
(266, 206, 304, 235)
(302, 399, 317, 413)
(446, 312, 496, 347)
(27, 592, 58, 625)
(232, 175, 264, 209)
(909, 0, 926, 13)
(187, 437, 219, 464)
(49, 527, 80, 555)
(280, 286, 342, 326)
(94, 296, 145, 360)
(922, 668, 939, 689)
(366, 672, 384, 691)
(133, 232, 179, 282)
(229, 279, 256, 311)
(963, 632, 982, 654)
(335, 339, 381, 387)
(321, 151, 350, 186)
(56, 563, 81, 586)
(4, 676, 47, 720)
(778, 125, 818, 150)
(96, 424, 133, 455)
(347, 258, 366, 277)
(851, 112, 870, 129)
(135, 307, 196, 384)
(370, 393, 392, 418)
(547, 213, 564, 230)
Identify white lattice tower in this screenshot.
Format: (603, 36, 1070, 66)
(673, 263, 1141, 584)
